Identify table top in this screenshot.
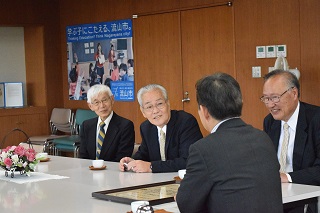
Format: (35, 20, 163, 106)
(0, 156, 319, 213)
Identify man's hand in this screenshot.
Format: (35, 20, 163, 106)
(127, 160, 152, 173)
(280, 172, 289, 183)
(119, 157, 133, 172)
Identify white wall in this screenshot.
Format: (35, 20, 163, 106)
(0, 27, 27, 106)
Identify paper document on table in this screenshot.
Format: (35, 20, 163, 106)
(0, 172, 69, 184)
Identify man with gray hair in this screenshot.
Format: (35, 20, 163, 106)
(119, 84, 202, 173)
(79, 84, 135, 162)
(262, 69, 320, 213)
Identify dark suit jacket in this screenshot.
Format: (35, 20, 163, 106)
(264, 102, 320, 186)
(133, 110, 203, 173)
(176, 118, 283, 213)
(79, 112, 135, 162)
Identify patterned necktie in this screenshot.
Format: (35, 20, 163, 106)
(279, 123, 289, 173)
(96, 121, 106, 160)
(159, 129, 166, 161)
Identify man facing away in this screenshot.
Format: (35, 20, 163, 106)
(176, 73, 283, 213)
(119, 84, 203, 173)
(262, 69, 320, 213)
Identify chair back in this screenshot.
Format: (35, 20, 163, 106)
(50, 108, 73, 134)
(73, 109, 97, 134)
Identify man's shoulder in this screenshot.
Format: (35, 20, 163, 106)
(170, 110, 197, 122)
(299, 102, 320, 126)
(300, 102, 320, 115)
(112, 112, 133, 125)
(263, 112, 277, 129)
(83, 117, 98, 126)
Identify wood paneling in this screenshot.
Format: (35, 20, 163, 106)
(0, 0, 63, 140)
(132, 0, 180, 15)
(58, 0, 320, 141)
(181, 5, 235, 136)
(300, 0, 320, 106)
(24, 26, 46, 107)
(0, 107, 47, 148)
(2, 0, 318, 145)
(133, 12, 183, 142)
(234, 0, 300, 129)
(180, 0, 233, 9)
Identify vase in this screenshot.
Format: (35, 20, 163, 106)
(1, 166, 26, 178)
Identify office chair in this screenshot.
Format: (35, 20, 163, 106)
(52, 109, 97, 157)
(20, 108, 73, 154)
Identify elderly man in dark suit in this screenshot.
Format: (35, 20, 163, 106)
(176, 73, 283, 213)
(119, 84, 203, 173)
(79, 84, 135, 162)
(262, 69, 320, 213)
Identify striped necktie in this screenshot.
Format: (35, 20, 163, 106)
(96, 121, 106, 160)
(159, 129, 166, 161)
(279, 123, 289, 173)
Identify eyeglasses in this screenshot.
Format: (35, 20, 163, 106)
(142, 100, 166, 112)
(91, 97, 110, 106)
(260, 87, 294, 104)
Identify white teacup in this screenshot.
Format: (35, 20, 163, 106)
(92, 159, 104, 168)
(178, 169, 186, 179)
(131, 201, 149, 213)
(36, 152, 48, 160)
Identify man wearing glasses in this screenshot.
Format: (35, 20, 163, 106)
(79, 84, 135, 162)
(119, 84, 203, 173)
(261, 69, 320, 213)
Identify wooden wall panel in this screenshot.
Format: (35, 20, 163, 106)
(300, 0, 320, 106)
(58, 0, 320, 141)
(39, 0, 64, 113)
(59, 0, 133, 26)
(132, 0, 180, 15)
(181, 5, 235, 136)
(24, 26, 46, 106)
(234, 0, 300, 129)
(180, 0, 232, 9)
(0, 107, 47, 148)
(133, 12, 183, 142)
(0, 0, 318, 145)
(0, 116, 18, 148)
(0, 0, 62, 137)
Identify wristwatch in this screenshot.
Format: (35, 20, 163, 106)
(150, 164, 152, 171)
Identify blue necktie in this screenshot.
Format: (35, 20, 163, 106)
(96, 121, 106, 159)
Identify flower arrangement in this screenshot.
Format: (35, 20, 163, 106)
(0, 145, 39, 177)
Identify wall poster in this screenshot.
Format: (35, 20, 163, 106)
(66, 19, 134, 101)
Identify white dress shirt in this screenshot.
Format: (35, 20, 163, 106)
(278, 102, 300, 181)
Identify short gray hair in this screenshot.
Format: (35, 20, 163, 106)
(264, 69, 300, 98)
(137, 84, 168, 106)
(87, 84, 113, 103)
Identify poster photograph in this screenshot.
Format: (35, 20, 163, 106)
(66, 19, 134, 101)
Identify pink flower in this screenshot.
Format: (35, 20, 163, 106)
(14, 146, 26, 156)
(4, 158, 12, 168)
(27, 148, 36, 155)
(28, 153, 36, 162)
(2, 146, 11, 153)
(1, 145, 38, 173)
(25, 151, 36, 162)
